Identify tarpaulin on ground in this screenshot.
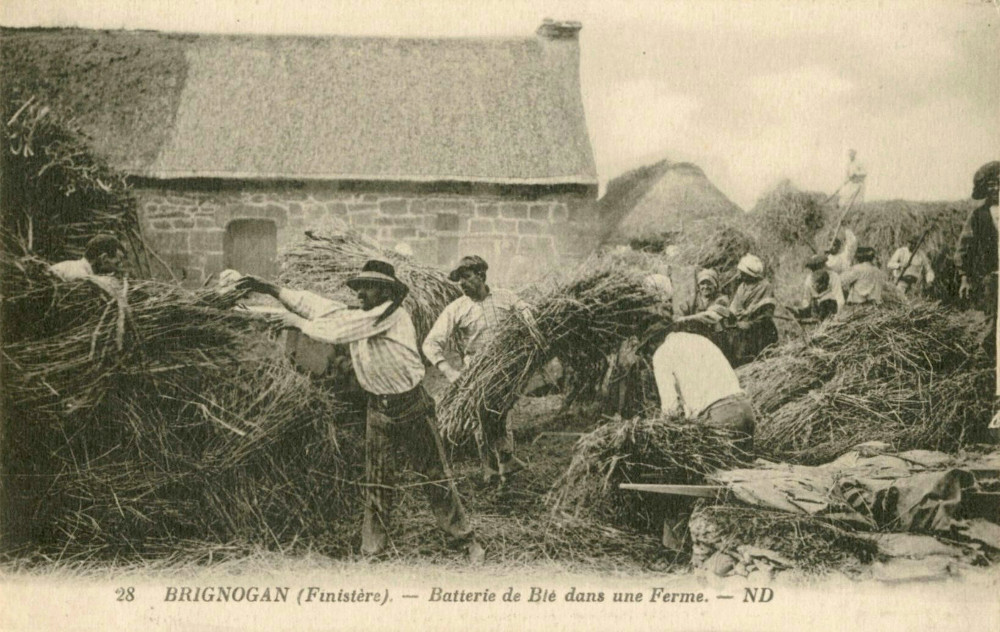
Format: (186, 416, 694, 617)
(709, 449, 979, 533)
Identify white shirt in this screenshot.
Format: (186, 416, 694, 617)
(49, 258, 93, 281)
(887, 247, 935, 284)
(422, 288, 530, 368)
(278, 288, 424, 395)
(801, 270, 845, 309)
(652, 332, 744, 418)
(826, 229, 858, 276)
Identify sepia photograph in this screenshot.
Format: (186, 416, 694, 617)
(0, 1, 997, 630)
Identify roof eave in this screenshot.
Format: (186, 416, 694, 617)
(132, 170, 599, 186)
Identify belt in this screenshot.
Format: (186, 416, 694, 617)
(369, 385, 429, 420)
(697, 393, 746, 419)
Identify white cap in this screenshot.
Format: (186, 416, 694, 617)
(737, 254, 764, 278)
(642, 273, 673, 300)
(393, 242, 414, 257)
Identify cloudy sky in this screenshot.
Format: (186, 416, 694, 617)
(3, 0, 997, 208)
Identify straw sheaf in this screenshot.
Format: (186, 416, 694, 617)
(738, 303, 992, 464)
(436, 257, 667, 444)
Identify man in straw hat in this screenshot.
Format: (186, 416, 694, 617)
(423, 255, 532, 486)
(237, 261, 484, 562)
(841, 246, 886, 306)
(957, 160, 999, 359)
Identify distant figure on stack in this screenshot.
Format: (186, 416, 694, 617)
(49, 234, 125, 281)
(726, 254, 779, 365)
(888, 236, 935, 297)
(839, 149, 867, 211)
(825, 228, 858, 276)
(956, 160, 999, 358)
(423, 255, 532, 486)
(236, 261, 484, 562)
(795, 254, 843, 321)
(675, 268, 731, 336)
(841, 246, 887, 307)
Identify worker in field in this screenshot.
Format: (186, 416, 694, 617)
(675, 268, 731, 332)
(888, 235, 935, 297)
(794, 254, 843, 321)
(725, 254, 779, 365)
(49, 234, 125, 281)
(423, 255, 532, 486)
(236, 261, 484, 563)
(650, 284, 755, 550)
(839, 148, 867, 211)
(841, 246, 886, 306)
(956, 160, 999, 358)
(825, 228, 858, 276)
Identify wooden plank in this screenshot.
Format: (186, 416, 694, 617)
(619, 483, 725, 498)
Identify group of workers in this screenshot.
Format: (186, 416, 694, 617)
(45, 160, 998, 561)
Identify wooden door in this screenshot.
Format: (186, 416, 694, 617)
(224, 219, 277, 279)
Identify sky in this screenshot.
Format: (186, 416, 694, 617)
(2, 0, 998, 209)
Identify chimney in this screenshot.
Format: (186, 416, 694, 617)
(536, 18, 582, 40)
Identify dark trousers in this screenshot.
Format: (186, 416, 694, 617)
(362, 385, 473, 554)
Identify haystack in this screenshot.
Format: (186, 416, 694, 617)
(739, 303, 991, 464)
(1, 257, 353, 557)
(1, 97, 149, 274)
(546, 415, 748, 532)
(280, 230, 461, 343)
(436, 257, 666, 444)
(600, 160, 743, 249)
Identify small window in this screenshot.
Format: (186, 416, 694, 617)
(224, 219, 277, 279)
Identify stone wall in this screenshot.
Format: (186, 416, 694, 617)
(136, 184, 600, 287)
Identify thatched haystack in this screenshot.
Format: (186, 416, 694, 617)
(280, 230, 461, 343)
(437, 257, 666, 444)
(600, 160, 743, 249)
(546, 415, 748, 532)
(1, 257, 353, 557)
(739, 303, 991, 464)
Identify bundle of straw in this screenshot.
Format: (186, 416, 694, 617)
(688, 504, 877, 574)
(739, 303, 991, 464)
(1, 257, 354, 556)
(1, 97, 149, 275)
(546, 415, 748, 532)
(280, 230, 461, 342)
(436, 258, 665, 443)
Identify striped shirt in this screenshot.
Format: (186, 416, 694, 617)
(278, 289, 424, 395)
(422, 288, 531, 369)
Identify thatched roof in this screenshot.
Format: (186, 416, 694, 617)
(600, 159, 743, 244)
(1, 25, 597, 185)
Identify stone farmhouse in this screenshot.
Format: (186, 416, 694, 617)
(4, 20, 600, 286)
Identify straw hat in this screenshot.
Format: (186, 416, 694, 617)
(346, 260, 409, 299)
(642, 273, 673, 300)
